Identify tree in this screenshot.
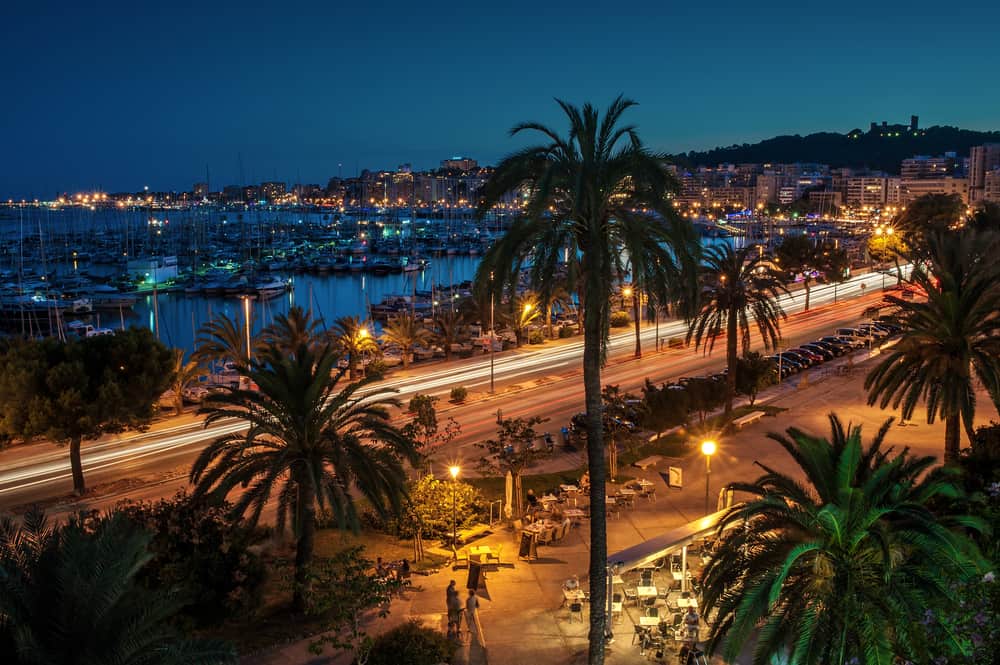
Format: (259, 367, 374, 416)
(969, 201, 1000, 233)
(304, 546, 403, 665)
(865, 229, 1000, 463)
(262, 305, 324, 353)
(476, 415, 550, 517)
(734, 351, 777, 406)
(640, 379, 690, 439)
(168, 348, 201, 415)
(430, 308, 465, 360)
(380, 312, 430, 369)
(0, 328, 174, 494)
(190, 332, 418, 612)
(774, 235, 848, 311)
(401, 394, 461, 465)
(474, 96, 699, 664)
(0, 509, 237, 665)
(193, 312, 258, 370)
(398, 474, 483, 541)
(687, 243, 787, 414)
(701, 414, 984, 665)
(366, 621, 455, 665)
(329, 315, 379, 379)
(894, 193, 966, 236)
(508, 293, 541, 346)
(601, 384, 641, 481)
(684, 376, 725, 424)
(866, 229, 908, 264)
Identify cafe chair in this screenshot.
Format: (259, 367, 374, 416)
(568, 601, 583, 623)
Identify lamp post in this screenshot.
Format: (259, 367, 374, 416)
(489, 272, 495, 394)
(358, 327, 369, 377)
(242, 295, 252, 360)
(701, 440, 717, 515)
(449, 465, 460, 561)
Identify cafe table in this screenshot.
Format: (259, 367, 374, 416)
(469, 545, 492, 563)
(676, 597, 698, 609)
(636, 586, 658, 599)
(639, 616, 662, 626)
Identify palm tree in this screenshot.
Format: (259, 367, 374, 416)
(686, 243, 787, 413)
(539, 281, 574, 339)
(380, 312, 430, 369)
(474, 96, 698, 663)
(193, 312, 258, 370)
(430, 307, 465, 360)
(168, 348, 201, 415)
(261, 305, 324, 353)
(191, 341, 418, 612)
(0, 509, 236, 665)
(509, 293, 541, 346)
(865, 230, 1000, 463)
(701, 414, 983, 665)
(329, 315, 379, 379)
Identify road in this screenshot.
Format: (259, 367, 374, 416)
(0, 270, 898, 510)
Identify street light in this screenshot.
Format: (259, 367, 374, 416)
(449, 465, 461, 561)
(489, 272, 495, 394)
(701, 440, 717, 515)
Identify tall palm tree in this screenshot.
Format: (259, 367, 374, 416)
(261, 305, 323, 353)
(191, 341, 417, 612)
(701, 414, 983, 665)
(168, 348, 201, 415)
(474, 96, 698, 664)
(380, 312, 430, 369)
(430, 307, 465, 360)
(193, 312, 258, 370)
(329, 315, 379, 379)
(0, 509, 236, 665)
(865, 230, 1000, 463)
(686, 243, 787, 413)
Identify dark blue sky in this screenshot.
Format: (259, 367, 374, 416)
(3, 0, 998, 198)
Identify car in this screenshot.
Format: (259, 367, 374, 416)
(820, 335, 864, 350)
(834, 327, 867, 339)
(767, 355, 802, 375)
(791, 348, 824, 364)
(806, 340, 844, 356)
(798, 345, 833, 361)
(183, 386, 210, 403)
(781, 350, 814, 368)
(855, 323, 890, 338)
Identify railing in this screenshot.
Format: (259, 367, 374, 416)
(486, 499, 504, 525)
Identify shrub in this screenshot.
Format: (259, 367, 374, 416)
(366, 621, 455, 665)
(558, 325, 575, 339)
(117, 491, 266, 626)
(365, 358, 387, 379)
(610, 311, 631, 327)
(450, 386, 468, 402)
(528, 329, 545, 345)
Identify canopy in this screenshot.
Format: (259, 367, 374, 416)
(607, 507, 735, 573)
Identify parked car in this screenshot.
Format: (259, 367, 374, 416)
(767, 355, 802, 377)
(820, 335, 865, 350)
(798, 344, 834, 361)
(792, 347, 825, 364)
(183, 386, 210, 403)
(782, 350, 816, 368)
(855, 323, 891, 338)
(806, 340, 846, 357)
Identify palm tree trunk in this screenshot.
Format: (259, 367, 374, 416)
(70, 435, 85, 495)
(583, 318, 608, 665)
(944, 413, 961, 464)
(632, 291, 641, 358)
(348, 353, 357, 380)
(803, 278, 811, 312)
(293, 475, 317, 612)
(546, 302, 554, 339)
(725, 310, 737, 414)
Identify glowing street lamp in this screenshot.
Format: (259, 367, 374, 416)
(701, 439, 717, 514)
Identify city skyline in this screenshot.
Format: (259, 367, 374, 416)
(4, 0, 1000, 198)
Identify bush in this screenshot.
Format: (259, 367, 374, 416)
(117, 491, 266, 626)
(558, 325, 575, 339)
(365, 358, 387, 379)
(450, 386, 468, 402)
(528, 329, 545, 345)
(610, 311, 631, 327)
(397, 474, 485, 540)
(366, 621, 455, 665)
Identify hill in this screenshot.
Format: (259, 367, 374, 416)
(673, 125, 1000, 173)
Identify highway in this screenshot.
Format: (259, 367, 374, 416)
(0, 269, 899, 510)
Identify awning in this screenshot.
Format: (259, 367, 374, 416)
(606, 507, 736, 572)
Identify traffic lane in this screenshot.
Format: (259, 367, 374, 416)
(0, 283, 890, 507)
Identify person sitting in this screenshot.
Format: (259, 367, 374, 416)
(563, 574, 580, 591)
(579, 471, 590, 490)
(526, 489, 539, 512)
(375, 557, 388, 578)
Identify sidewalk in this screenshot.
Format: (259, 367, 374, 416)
(244, 345, 992, 665)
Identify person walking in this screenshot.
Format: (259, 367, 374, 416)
(466, 588, 485, 646)
(446, 580, 462, 639)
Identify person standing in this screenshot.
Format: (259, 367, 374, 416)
(446, 580, 462, 638)
(466, 588, 485, 646)
(684, 605, 700, 645)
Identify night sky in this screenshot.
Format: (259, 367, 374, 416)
(3, 0, 998, 198)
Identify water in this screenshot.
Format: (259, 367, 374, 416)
(129, 255, 480, 352)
